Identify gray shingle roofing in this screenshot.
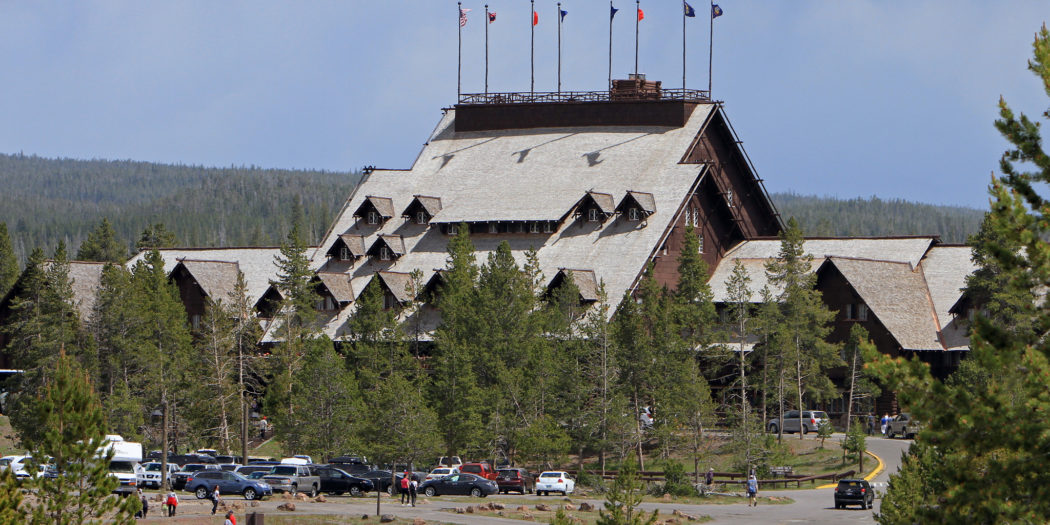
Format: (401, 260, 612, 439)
(377, 271, 414, 303)
(65, 261, 106, 321)
(557, 268, 599, 302)
(316, 272, 355, 303)
(405, 195, 443, 218)
(355, 196, 395, 219)
(176, 260, 241, 303)
(623, 191, 657, 214)
(310, 105, 718, 340)
(127, 247, 286, 307)
(337, 234, 368, 257)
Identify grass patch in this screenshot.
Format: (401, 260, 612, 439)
(0, 416, 22, 455)
(251, 438, 282, 459)
(443, 503, 711, 525)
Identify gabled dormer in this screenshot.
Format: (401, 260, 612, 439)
(547, 268, 600, 304)
(615, 191, 656, 223)
(326, 233, 367, 264)
(313, 272, 354, 311)
(402, 195, 442, 225)
(375, 271, 414, 309)
(353, 196, 395, 226)
(574, 191, 616, 223)
(367, 234, 406, 262)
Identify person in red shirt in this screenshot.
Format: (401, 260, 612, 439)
(225, 510, 237, 525)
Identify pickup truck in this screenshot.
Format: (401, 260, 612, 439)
(887, 413, 921, 439)
(263, 464, 321, 497)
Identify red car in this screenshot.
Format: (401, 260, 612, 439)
(459, 462, 498, 481)
(496, 468, 535, 494)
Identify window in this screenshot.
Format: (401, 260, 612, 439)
(379, 246, 391, 261)
(587, 208, 600, 222)
(529, 222, 540, 233)
(191, 314, 201, 330)
(488, 222, 498, 234)
(447, 224, 458, 235)
(383, 292, 399, 310)
(416, 211, 427, 224)
(543, 222, 553, 233)
(339, 246, 351, 261)
(367, 210, 380, 225)
(846, 303, 868, 321)
(628, 208, 640, 221)
(726, 190, 734, 208)
(698, 235, 704, 253)
(692, 208, 700, 226)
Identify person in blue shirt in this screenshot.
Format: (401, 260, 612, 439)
(746, 474, 758, 507)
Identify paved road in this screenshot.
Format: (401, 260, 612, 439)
(152, 435, 911, 524)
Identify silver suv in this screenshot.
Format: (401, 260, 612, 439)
(767, 410, 830, 434)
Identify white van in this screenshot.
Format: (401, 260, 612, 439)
(280, 457, 309, 465)
(101, 435, 143, 495)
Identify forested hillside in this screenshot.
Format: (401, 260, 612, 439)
(0, 153, 360, 261)
(0, 152, 984, 265)
(770, 192, 983, 243)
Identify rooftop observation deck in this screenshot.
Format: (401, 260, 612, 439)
(453, 78, 713, 132)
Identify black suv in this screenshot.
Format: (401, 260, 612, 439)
(310, 466, 374, 496)
(834, 479, 874, 509)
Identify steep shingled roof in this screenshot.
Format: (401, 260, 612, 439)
(127, 247, 287, 307)
(67, 262, 106, 321)
(176, 260, 241, 303)
(316, 272, 355, 303)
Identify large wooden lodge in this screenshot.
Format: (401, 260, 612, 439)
(1, 78, 976, 419)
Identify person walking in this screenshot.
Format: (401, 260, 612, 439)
(880, 413, 890, 436)
(867, 414, 876, 436)
(165, 490, 179, 517)
(705, 467, 714, 489)
(211, 484, 222, 514)
(400, 471, 411, 506)
(409, 475, 418, 507)
(746, 474, 758, 507)
(224, 510, 237, 525)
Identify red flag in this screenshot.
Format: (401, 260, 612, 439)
(533, 11, 538, 26)
(637, 8, 644, 21)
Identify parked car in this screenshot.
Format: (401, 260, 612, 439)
(330, 456, 370, 475)
(496, 468, 535, 494)
(218, 463, 240, 472)
(138, 461, 179, 489)
(235, 465, 275, 477)
(262, 464, 321, 496)
(536, 471, 575, 496)
(766, 410, 831, 435)
(214, 455, 241, 464)
(170, 454, 217, 466)
(359, 470, 397, 494)
(887, 413, 921, 439)
(437, 456, 463, 469)
(245, 471, 268, 480)
(172, 464, 219, 490)
(834, 479, 874, 509)
(311, 466, 374, 496)
(459, 462, 497, 480)
(419, 473, 498, 497)
(184, 470, 272, 501)
(426, 467, 459, 481)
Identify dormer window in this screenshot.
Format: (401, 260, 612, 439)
(367, 234, 405, 261)
(628, 208, 640, 221)
(367, 211, 380, 225)
(379, 246, 391, 261)
(401, 195, 442, 225)
(354, 196, 394, 227)
(416, 211, 427, 224)
(587, 209, 600, 222)
(529, 222, 540, 233)
(339, 247, 351, 261)
(615, 191, 656, 224)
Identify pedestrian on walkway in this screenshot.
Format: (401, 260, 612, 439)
(880, 413, 890, 435)
(211, 484, 222, 514)
(225, 510, 237, 525)
(746, 474, 758, 507)
(165, 490, 179, 517)
(409, 475, 418, 507)
(400, 471, 411, 506)
(867, 414, 876, 436)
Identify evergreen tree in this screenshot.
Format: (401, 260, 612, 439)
(186, 296, 239, 452)
(723, 260, 760, 467)
(869, 26, 1050, 522)
(842, 324, 880, 434)
(0, 468, 24, 523)
(596, 454, 659, 525)
(27, 351, 138, 525)
(0, 222, 17, 298)
(135, 223, 177, 251)
(76, 218, 127, 263)
(430, 224, 483, 456)
(765, 218, 840, 440)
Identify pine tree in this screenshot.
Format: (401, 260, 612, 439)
(723, 260, 759, 466)
(765, 218, 840, 440)
(186, 296, 239, 452)
(0, 222, 17, 298)
(27, 351, 139, 525)
(596, 454, 659, 525)
(430, 223, 483, 456)
(135, 223, 177, 251)
(869, 26, 1050, 523)
(76, 218, 127, 263)
(0, 468, 24, 523)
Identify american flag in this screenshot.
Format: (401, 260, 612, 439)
(488, 12, 496, 23)
(460, 8, 471, 27)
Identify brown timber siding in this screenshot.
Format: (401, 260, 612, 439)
(454, 101, 699, 132)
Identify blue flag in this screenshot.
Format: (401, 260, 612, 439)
(561, 9, 568, 21)
(684, 2, 696, 17)
(611, 4, 618, 20)
(711, 4, 723, 18)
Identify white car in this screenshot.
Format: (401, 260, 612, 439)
(536, 471, 575, 496)
(137, 462, 178, 488)
(426, 467, 460, 481)
(0, 455, 40, 479)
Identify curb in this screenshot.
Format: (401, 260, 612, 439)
(816, 449, 884, 489)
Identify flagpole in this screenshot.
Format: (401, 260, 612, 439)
(458, 2, 462, 99)
(609, 2, 614, 90)
(557, 3, 562, 93)
(485, 4, 489, 95)
(634, 0, 639, 77)
(531, 0, 535, 94)
(683, 1, 687, 90)
(708, 1, 714, 96)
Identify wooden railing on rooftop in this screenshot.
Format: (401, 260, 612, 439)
(457, 88, 711, 106)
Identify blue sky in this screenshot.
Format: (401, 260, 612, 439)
(1, 1, 1046, 209)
